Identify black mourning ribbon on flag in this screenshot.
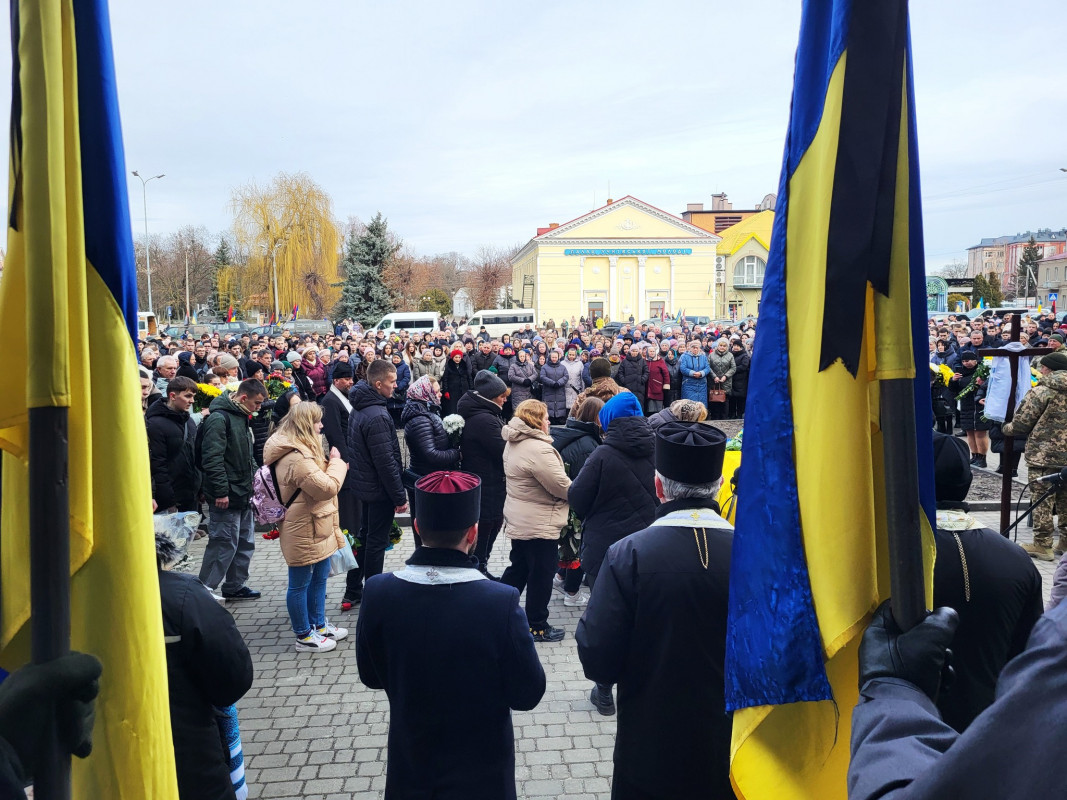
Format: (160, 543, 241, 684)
(8, 0, 22, 232)
(820, 0, 909, 375)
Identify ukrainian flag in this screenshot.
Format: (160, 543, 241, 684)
(0, 1, 179, 797)
(725, 1, 936, 797)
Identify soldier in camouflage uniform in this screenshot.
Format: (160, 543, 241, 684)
(1002, 350, 1067, 560)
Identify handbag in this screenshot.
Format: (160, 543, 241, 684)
(708, 388, 727, 404)
(328, 539, 358, 577)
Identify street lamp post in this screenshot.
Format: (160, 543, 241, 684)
(184, 247, 191, 323)
(132, 170, 164, 313)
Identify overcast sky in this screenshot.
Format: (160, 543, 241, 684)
(3, 1, 1065, 269)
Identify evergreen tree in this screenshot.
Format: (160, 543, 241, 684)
(337, 213, 399, 324)
(971, 273, 989, 307)
(986, 271, 1004, 308)
(1017, 236, 1042, 302)
(209, 238, 233, 319)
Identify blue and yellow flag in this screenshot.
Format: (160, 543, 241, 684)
(0, 1, 179, 797)
(725, 1, 936, 797)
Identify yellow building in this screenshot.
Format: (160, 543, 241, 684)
(510, 196, 721, 325)
(714, 209, 774, 319)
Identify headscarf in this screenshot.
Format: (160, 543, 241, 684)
(406, 375, 441, 406)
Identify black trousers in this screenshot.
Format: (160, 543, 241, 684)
(347, 498, 394, 600)
(500, 538, 558, 630)
(338, 487, 363, 601)
(473, 516, 503, 573)
(406, 486, 423, 550)
(729, 393, 747, 419)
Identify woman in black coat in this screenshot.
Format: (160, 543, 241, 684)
(662, 345, 680, 404)
(566, 390, 657, 716)
(728, 342, 751, 419)
(402, 377, 461, 539)
(616, 350, 649, 401)
(440, 347, 474, 417)
(457, 388, 507, 573)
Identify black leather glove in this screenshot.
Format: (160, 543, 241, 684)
(0, 653, 102, 783)
(858, 600, 958, 701)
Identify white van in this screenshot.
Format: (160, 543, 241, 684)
(466, 309, 537, 338)
(373, 312, 441, 334)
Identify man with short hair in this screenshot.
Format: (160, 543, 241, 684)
(153, 354, 178, 394)
(197, 378, 267, 600)
(146, 376, 201, 513)
(321, 361, 362, 610)
(356, 471, 546, 800)
(346, 360, 408, 604)
(577, 421, 735, 799)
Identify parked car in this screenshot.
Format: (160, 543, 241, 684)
(162, 324, 213, 339)
(250, 324, 284, 337)
(209, 321, 252, 336)
(286, 319, 334, 336)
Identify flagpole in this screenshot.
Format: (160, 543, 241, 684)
(29, 406, 72, 800)
(879, 378, 926, 631)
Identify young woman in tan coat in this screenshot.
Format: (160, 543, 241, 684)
(499, 399, 572, 643)
(263, 402, 349, 653)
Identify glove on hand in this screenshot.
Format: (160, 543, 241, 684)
(858, 600, 958, 701)
(0, 652, 102, 782)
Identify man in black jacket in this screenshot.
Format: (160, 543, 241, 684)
(197, 379, 267, 601)
(457, 375, 508, 575)
(346, 360, 408, 603)
(147, 376, 201, 512)
(577, 421, 736, 799)
(321, 361, 362, 609)
(356, 471, 545, 800)
(158, 534, 253, 800)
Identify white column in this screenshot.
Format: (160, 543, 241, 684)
(579, 257, 585, 319)
(637, 256, 647, 320)
(609, 256, 619, 320)
(668, 256, 675, 315)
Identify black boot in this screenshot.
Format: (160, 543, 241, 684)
(969, 453, 979, 465)
(590, 683, 616, 716)
(974, 454, 987, 468)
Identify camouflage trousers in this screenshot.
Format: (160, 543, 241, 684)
(1028, 465, 1067, 540)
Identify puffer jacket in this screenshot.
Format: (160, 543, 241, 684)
(1002, 370, 1067, 467)
(538, 361, 570, 420)
(501, 417, 571, 541)
(570, 376, 621, 418)
(198, 392, 256, 508)
(730, 350, 751, 397)
(616, 353, 649, 399)
(346, 380, 406, 506)
(304, 361, 328, 398)
(508, 359, 537, 406)
(402, 398, 460, 476)
(263, 431, 348, 567)
(567, 414, 657, 579)
(491, 353, 515, 387)
(411, 354, 436, 382)
(562, 357, 585, 411)
(708, 350, 737, 395)
(458, 392, 506, 519)
(550, 419, 600, 478)
(146, 399, 200, 511)
(679, 351, 710, 404)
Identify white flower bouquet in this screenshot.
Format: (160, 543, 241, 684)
(442, 414, 465, 447)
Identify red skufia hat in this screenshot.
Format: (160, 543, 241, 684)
(414, 471, 482, 530)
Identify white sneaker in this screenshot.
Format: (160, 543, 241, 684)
(295, 631, 337, 653)
(564, 589, 590, 607)
(316, 621, 349, 641)
(552, 574, 565, 594)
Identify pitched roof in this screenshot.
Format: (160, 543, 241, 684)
(715, 210, 774, 256)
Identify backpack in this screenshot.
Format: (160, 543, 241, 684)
(251, 460, 301, 526)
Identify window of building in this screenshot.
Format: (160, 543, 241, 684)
(649, 300, 665, 318)
(733, 255, 766, 287)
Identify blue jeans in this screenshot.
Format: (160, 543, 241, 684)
(286, 558, 331, 637)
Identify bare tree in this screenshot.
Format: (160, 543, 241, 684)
(465, 244, 521, 310)
(934, 259, 968, 279)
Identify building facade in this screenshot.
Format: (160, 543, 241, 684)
(510, 196, 721, 325)
(682, 192, 776, 235)
(967, 229, 1067, 295)
(1037, 252, 1067, 309)
(713, 210, 773, 319)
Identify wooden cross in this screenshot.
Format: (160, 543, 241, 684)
(975, 310, 1054, 534)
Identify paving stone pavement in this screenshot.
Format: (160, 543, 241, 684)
(191, 528, 616, 800)
(193, 491, 1060, 800)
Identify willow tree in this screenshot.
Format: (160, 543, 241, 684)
(231, 172, 342, 319)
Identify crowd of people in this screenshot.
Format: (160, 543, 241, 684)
(10, 308, 1065, 798)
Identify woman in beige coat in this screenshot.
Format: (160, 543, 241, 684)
(263, 402, 349, 654)
(499, 399, 572, 642)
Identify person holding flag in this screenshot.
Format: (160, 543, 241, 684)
(0, 0, 180, 797)
(724, 0, 942, 797)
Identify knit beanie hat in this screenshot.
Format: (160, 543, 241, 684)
(590, 357, 612, 380)
(1041, 351, 1067, 371)
(449, 344, 465, 359)
(473, 369, 508, 399)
